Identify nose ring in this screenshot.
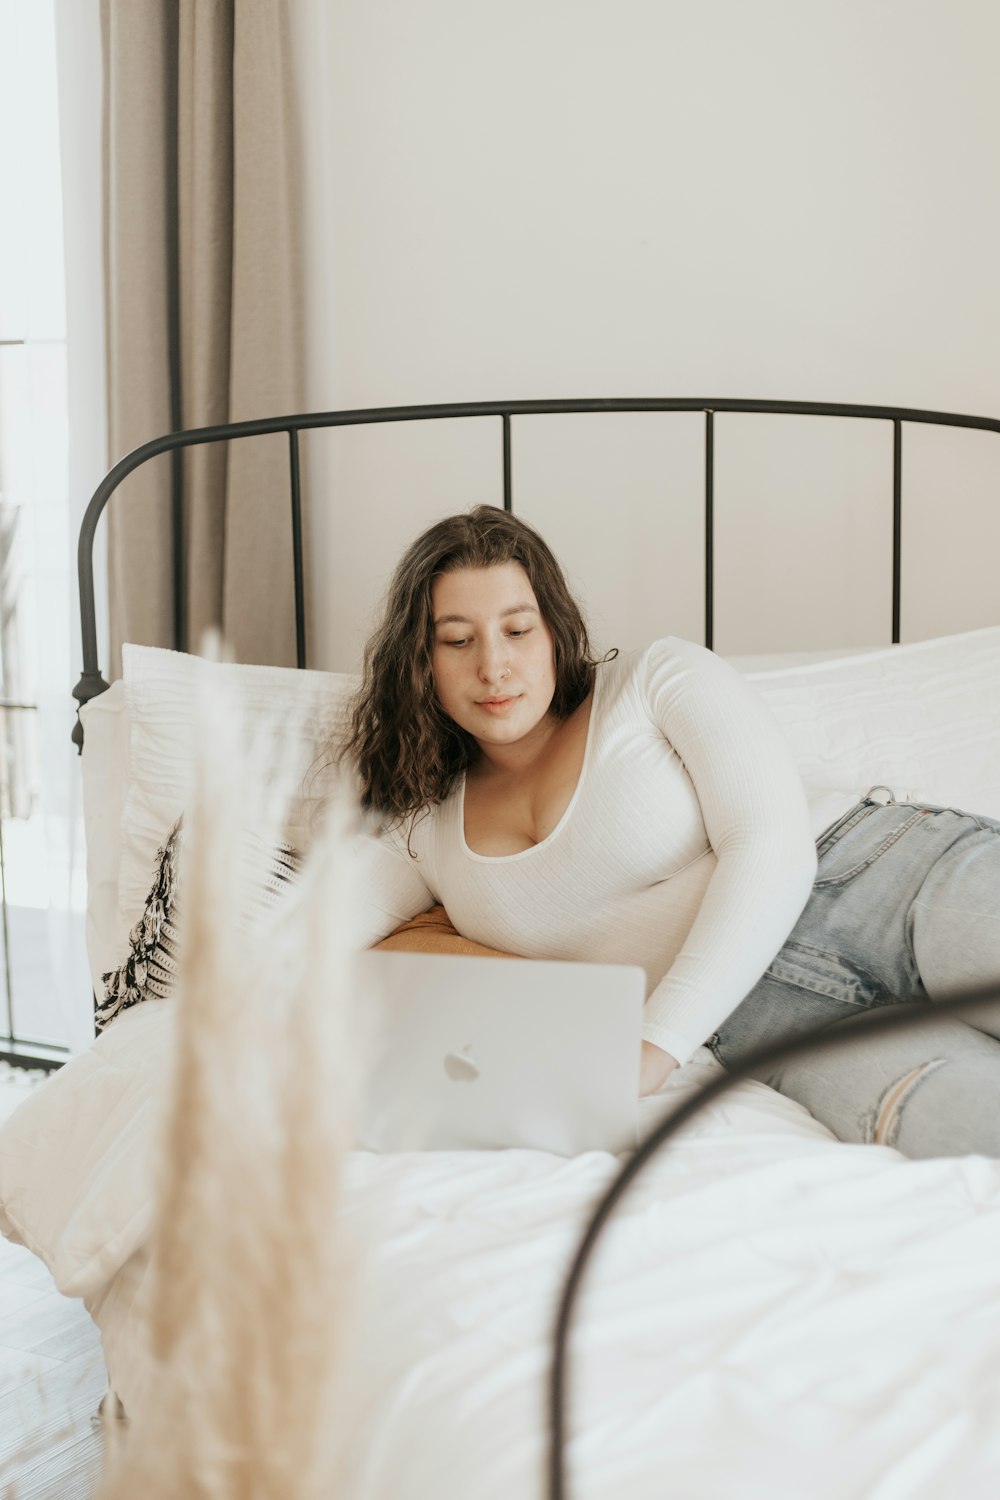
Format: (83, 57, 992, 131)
(500, 666, 511, 680)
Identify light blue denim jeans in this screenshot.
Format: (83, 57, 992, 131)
(710, 791, 1000, 1159)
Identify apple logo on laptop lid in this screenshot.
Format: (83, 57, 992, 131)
(443, 1044, 480, 1083)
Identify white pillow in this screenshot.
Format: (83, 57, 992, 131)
(117, 646, 359, 932)
(78, 649, 360, 999)
(0, 1001, 168, 1296)
(746, 624, 1000, 835)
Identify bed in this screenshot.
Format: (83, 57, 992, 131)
(5, 398, 1000, 1497)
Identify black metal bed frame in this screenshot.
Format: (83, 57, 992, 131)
(71, 396, 1000, 749)
(54, 397, 1000, 1495)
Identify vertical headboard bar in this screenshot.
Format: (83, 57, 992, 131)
(704, 409, 715, 651)
(289, 428, 306, 669)
(502, 413, 512, 512)
(892, 419, 903, 645)
(172, 448, 186, 653)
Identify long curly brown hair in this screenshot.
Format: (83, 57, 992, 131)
(341, 505, 611, 830)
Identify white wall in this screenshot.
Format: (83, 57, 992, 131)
(292, 0, 1000, 670)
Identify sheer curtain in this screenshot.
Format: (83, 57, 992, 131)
(101, 0, 303, 673)
(0, 0, 97, 1056)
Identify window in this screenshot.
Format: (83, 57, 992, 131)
(0, 0, 89, 1064)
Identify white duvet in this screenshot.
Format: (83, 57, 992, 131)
(5, 1002, 1000, 1499)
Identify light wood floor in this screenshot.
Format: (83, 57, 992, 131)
(0, 1226, 107, 1499)
(0, 1068, 108, 1499)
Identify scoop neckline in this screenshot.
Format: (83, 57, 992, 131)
(458, 664, 606, 864)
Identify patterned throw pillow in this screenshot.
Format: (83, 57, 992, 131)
(96, 820, 302, 1033)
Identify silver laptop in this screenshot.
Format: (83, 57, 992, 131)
(354, 950, 645, 1156)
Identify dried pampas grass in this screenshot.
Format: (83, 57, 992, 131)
(97, 647, 367, 1499)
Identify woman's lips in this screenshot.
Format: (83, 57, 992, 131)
(477, 695, 519, 713)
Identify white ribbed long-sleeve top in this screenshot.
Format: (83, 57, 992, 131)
(354, 636, 818, 1065)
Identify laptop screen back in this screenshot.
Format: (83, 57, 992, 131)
(354, 950, 644, 1156)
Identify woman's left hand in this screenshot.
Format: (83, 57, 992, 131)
(639, 1040, 681, 1096)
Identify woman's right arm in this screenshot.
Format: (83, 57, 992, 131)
(351, 827, 438, 949)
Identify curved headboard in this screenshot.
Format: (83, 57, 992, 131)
(73, 396, 1000, 749)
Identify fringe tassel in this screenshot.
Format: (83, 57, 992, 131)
(97, 819, 302, 1033)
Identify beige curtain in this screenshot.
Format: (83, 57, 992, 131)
(102, 0, 302, 674)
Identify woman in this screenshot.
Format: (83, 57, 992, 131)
(344, 505, 1000, 1158)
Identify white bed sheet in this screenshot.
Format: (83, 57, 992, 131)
(83, 1041, 1000, 1500)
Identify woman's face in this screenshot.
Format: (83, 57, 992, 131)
(430, 563, 557, 754)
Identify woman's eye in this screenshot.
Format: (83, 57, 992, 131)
(439, 626, 530, 648)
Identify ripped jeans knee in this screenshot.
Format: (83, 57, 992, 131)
(763, 1022, 1000, 1159)
(862, 1058, 948, 1148)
